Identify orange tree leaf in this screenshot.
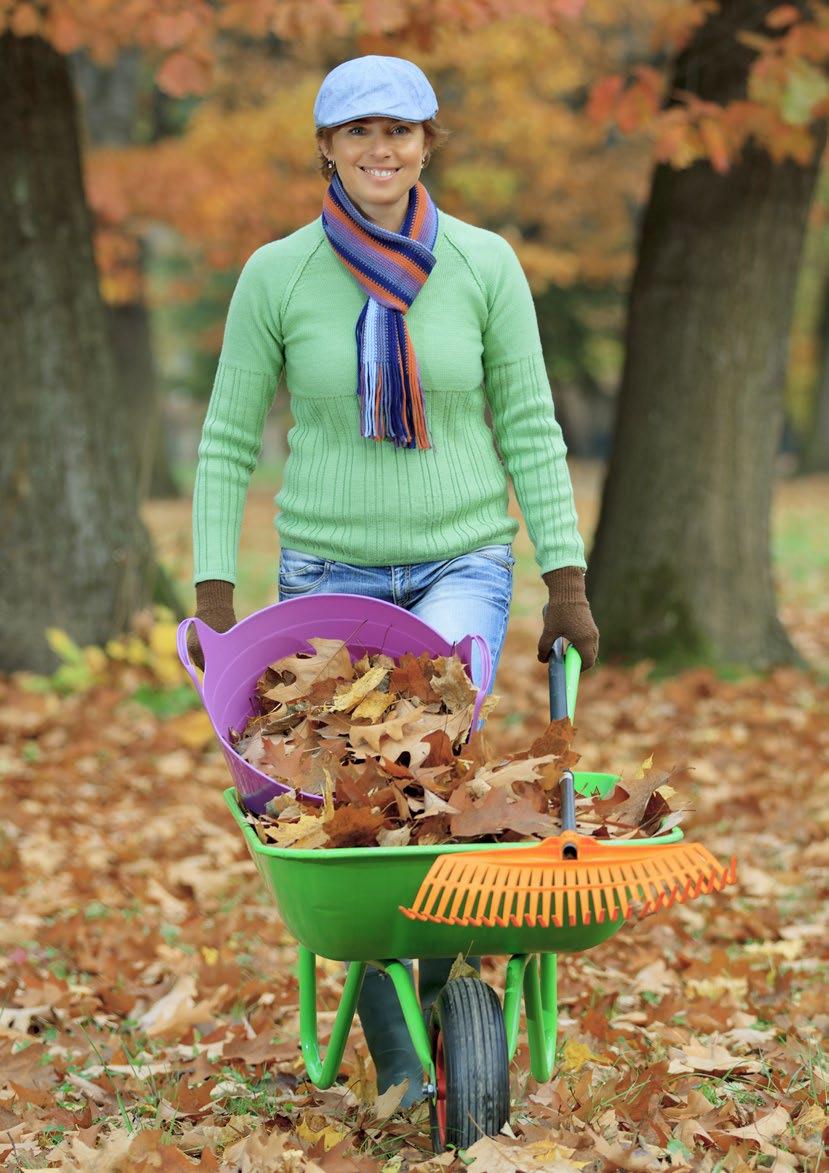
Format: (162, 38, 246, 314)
(765, 5, 801, 29)
(616, 76, 663, 133)
(10, 3, 41, 37)
(699, 117, 731, 173)
(155, 51, 213, 98)
(587, 74, 624, 123)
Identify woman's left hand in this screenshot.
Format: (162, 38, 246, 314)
(537, 566, 599, 669)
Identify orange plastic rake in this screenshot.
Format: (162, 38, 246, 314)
(401, 826, 737, 928)
(402, 640, 736, 930)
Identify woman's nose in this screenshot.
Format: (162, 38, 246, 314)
(366, 135, 392, 158)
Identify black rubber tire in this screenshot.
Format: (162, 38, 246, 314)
(428, 977, 510, 1153)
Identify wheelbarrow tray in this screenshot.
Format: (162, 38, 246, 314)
(224, 772, 684, 962)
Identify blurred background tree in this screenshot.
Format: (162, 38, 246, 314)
(587, 0, 829, 668)
(1, 0, 826, 672)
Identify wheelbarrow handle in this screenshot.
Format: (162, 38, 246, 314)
(548, 638, 581, 843)
(548, 637, 581, 723)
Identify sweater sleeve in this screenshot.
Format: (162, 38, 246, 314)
(481, 237, 586, 574)
(192, 247, 283, 585)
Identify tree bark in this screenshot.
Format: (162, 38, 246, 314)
(109, 293, 180, 499)
(799, 269, 829, 472)
(586, 0, 825, 671)
(0, 33, 158, 672)
(72, 49, 180, 499)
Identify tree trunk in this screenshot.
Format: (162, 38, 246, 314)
(586, 0, 825, 671)
(799, 269, 829, 473)
(72, 49, 181, 500)
(109, 295, 180, 499)
(0, 33, 158, 673)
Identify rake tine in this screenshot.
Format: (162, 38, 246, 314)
(400, 834, 736, 931)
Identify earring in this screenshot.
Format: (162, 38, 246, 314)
(421, 155, 430, 169)
(326, 158, 335, 172)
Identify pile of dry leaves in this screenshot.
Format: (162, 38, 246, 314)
(232, 640, 687, 850)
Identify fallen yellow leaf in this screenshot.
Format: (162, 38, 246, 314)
(352, 688, 396, 721)
(295, 1115, 350, 1150)
(559, 1038, 605, 1072)
(332, 664, 389, 712)
(168, 710, 214, 750)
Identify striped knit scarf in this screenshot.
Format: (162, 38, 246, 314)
(322, 173, 438, 450)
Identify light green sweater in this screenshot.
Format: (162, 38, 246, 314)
(193, 211, 586, 584)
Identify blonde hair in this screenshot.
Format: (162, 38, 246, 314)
(316, 117, 450, 178)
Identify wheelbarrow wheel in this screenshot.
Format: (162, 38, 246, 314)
(428, 976, 509, 1153)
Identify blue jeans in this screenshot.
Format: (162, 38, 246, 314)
(277, 543, 514, 689)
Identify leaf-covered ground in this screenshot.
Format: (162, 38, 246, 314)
(1, 469, 827, 1171)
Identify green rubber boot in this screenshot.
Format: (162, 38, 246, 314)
(356, 962, 425, 1108)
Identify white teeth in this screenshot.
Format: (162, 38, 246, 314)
(362, 168, 397, 177)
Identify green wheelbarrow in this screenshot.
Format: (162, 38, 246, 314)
(221, 640, 733, 1152)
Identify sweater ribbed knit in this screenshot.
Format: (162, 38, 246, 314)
(192, 211, 586, 584)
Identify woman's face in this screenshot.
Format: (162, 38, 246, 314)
(325, 117, 427, 228)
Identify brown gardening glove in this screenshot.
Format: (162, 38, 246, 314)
(187, 579, 237, 671)
(537, 566, 599, 669)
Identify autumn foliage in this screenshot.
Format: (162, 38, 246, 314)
(4, 1, 828, 320)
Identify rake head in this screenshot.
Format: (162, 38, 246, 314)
(401, 833, 737, 928)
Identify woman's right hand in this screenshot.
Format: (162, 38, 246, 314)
(187, 580, 237, 670)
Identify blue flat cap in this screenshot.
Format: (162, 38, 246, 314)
(314, 55, 438, 129)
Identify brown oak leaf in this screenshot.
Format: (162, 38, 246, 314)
(449, 785, 559, 839)
(390, 652, 441, 703)
(430, 657, 477, 712)
(264, 638, 354, 703)
(323, 806, 386, 848)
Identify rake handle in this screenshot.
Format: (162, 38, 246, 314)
(549, 638, 578, 858)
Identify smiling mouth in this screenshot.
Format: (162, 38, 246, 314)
(360, 167, 401, 177)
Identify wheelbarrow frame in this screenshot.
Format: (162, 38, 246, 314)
(224, 782, 685, 1088)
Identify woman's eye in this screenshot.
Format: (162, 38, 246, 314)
(392, 126, 411, 134)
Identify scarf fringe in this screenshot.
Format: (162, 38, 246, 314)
(357, 361, 430, 449)
(356, 306, 431, 450)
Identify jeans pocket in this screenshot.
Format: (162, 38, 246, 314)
(278, 549, 330, 595)
(470, 544, 515, 573)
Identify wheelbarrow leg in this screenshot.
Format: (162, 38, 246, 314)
(523, 953, 558, 1082)
(504, 953, 532, 1061)
(298, 946, 366, 1089)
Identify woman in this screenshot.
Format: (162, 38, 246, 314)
(190, 55, 598, 1104)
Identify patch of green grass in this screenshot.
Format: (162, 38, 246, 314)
(130, 683, 202, 718)
(699, 1082, 722, 1106)
(773, 513, 829, 584)
(83, 901, 111, 921)
(213, 1069, 287, 1118)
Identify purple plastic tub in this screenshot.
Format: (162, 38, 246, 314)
(176, 594, 491, 814)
